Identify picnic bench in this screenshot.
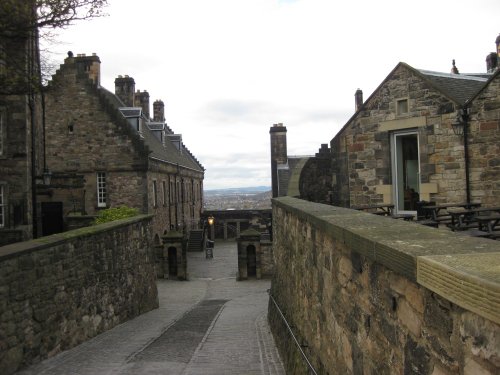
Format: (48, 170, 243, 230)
(351, 203, 394, 216)
(421, 203, 481, 226)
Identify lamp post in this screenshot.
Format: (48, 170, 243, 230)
(207, 215, 215, 241)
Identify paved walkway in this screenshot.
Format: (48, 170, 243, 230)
(17, 241, 285, 375)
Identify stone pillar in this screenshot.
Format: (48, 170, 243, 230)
(237, 228, 262, 280)
(223, 221, 228, 240)
(236, 222, 241, 237)
(162, 230, 187, 280)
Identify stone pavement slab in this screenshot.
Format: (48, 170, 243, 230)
(17, 241, 285, 375)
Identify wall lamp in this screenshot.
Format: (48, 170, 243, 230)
(208, 215, 215, 226)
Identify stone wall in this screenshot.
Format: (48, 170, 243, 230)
(467, 72, 500, 205)
(328, 64, 500, 208)
(269, 197, 500, 375)
(0, 215, 159, 374)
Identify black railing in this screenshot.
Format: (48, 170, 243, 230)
(268, 291, 318, 375)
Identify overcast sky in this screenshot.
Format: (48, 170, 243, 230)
(47, 0, 500, 190)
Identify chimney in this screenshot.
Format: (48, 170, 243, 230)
(496, 33, 500, 60)
(269, 123, 287, 198)
(355, 88, 363, 111)
(486, 52, 498, 73)
(73, 52, 101, 86)
(451, 59, 459, 74)
(135, 90, 150, 119)
(153, 100, 165, 122)
(115, 75, 135, 106)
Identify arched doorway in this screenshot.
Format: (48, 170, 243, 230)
(247, 245, 256, 277)
(168, 247, 178, 277)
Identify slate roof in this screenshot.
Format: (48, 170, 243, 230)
(417, 69, 490, 105)
(98, 87, 204, 172)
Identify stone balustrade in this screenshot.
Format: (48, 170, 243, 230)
(269, 197, 500, 375)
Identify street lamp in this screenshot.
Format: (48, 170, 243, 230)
(208, 215, 214, 226)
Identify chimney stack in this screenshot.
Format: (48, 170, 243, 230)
(135, 90, 150, 119)
(355, 88, 363, 111)
(72, 53, 101, 86)
(153, 100, 165, 122)
(115, 75, 135, 106)
(486, 52, 498, 73)
(270, 123, 288, 198)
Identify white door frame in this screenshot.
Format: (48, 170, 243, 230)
(390, 129, 420, 214)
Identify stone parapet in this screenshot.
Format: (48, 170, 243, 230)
(269, 196, 500, 375)
(0, 215, 159, 374)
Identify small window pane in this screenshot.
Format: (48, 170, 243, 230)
(97, 172, 106, 207)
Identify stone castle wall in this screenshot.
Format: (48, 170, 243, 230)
(0, 215, 159, 374)
(269, 197, 500, 375)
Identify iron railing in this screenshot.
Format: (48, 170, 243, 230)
(268, 291, 318, 375)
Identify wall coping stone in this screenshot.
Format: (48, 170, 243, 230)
(274, 197, 500, 324)
(0, 214, 154, 260)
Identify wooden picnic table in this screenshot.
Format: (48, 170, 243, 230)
(351, 203, 394, 216)
(422, 202, 481, 221)
(448, 206, 500, 230)
(475, 213, 500, 236)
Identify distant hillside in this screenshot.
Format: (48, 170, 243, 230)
(204, 186, 271, 196)
(203, 186, 272, 210)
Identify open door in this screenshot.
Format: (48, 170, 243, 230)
(391, 131, 420, 214)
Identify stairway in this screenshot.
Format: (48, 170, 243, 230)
(188, 229, 204, 252)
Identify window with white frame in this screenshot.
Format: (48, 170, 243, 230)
(152, 180, 158, 208)
(0, 185, 5, 227)
(97, 172, 107, 207)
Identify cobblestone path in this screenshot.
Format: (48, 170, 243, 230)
(17, 241, 285, 375)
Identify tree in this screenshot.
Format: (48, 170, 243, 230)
(0, 0, 108, 36)
(0, 0, 108, 94)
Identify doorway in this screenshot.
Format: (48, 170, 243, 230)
(391, 131, 420, 213)
(168, 247, 178, 277)
(247, 245, 256, 277)
(41, 202, 64, 236)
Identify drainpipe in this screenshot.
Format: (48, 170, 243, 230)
(462, 108, 471, 204)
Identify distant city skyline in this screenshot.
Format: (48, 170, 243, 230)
(47, 0, 500, 189)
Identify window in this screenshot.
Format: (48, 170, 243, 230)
(97, 172, 107, 207)
(397, 99, 409, 116)
(0, 185, 5, 227)
(152, 180, 158, 208)
(162, 181, 167, 206)
(0, 108, 4, 156)
(0, 42, 5, 76)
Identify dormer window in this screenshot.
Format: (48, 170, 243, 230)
(167, 134, 183, 153)
(119, 107, 143, 137)
(397, 98, 409, 116)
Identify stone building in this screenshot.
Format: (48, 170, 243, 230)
(269, 123, 331, 203)
(41, 52, 204, 243)
(329, 59, 499, 212)
(283, 34, 500, 213)
(0, 2, 46, 246)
